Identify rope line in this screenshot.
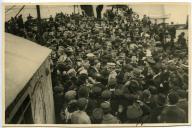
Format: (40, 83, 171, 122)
(15, 5, 25, 18)
(5, 5, 16, 14)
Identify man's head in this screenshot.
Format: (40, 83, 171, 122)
(82, 60, 90, 69)
(76, 58, 83, 67)
(95, 61, 101, 70)
(101, 90, 112, 101)
(157, 93, 166, 106)
(77, 98, 88, 111)
(167, 92, 179, 105)
(78, 86, 90, 98)
(177, 89, 187, 99)
(65, 90, 77, 103)
(100, 102, 111, 114)
(142, 89, 151, 100)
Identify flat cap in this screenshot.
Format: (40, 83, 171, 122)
(77, 98, 88, 108)
(100, 102, 111, 110)
(65, 90, 77, 101)
(101, 90, 112, 99)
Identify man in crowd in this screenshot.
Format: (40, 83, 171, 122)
(159, 92, 187, 123)
(71, 98, 91, 124)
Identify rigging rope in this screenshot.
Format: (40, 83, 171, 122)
(5, 5, 16, 14)
(15, 5, 25, 18)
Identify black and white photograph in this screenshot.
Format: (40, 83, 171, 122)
(4, 3, 189, 125)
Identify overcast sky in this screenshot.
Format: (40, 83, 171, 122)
(5, 3, 189, 24)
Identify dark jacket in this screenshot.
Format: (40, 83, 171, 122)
(159, 105, 187, 123)
(102, 113, 120, 124)
(88, 66, 98, 78)
(150, 105, 165, 123)
(177, 99, 188, 122)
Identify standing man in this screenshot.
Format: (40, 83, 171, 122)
(159, 92, 187, 123)
(169, 22, 176, 42)
(169, 22, 176, 50)
(71, 98, 91, 124)
(107, 63, 117, 89)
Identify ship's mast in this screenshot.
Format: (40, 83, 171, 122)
(36, 5, 41, 32)
(36, 5, 43, 44)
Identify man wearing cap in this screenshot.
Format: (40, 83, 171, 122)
(110, 89, 124, 116)
(71, 98, 91, 124)
(88, 59, 102, 82)
(60, 99, 78, 123)
(125, 94, 143, 123)
(107, 63, 117, 88)
(65, 46, 74, 66)
(176, 89, 188, 121)
(86, 53, 95, 60)
(91, 108, 103, 124)
(149, 93, 166, 123)
(159, 92, 187, 123)
(53, 85, 65, 123)
(168, 22, 176, 42)
(101, 102, 120, 124)
(78, 86, 97, 117)
(177, 32, 187, 49)
(75, 57, 83, 70)
(101, 90, 112, 103)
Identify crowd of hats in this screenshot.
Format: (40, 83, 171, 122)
(5, 7, 188, 124)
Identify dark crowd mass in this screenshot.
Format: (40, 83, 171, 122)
(5, 6, 188, 124)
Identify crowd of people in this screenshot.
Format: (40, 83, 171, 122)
(5, 6, 188, 124)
